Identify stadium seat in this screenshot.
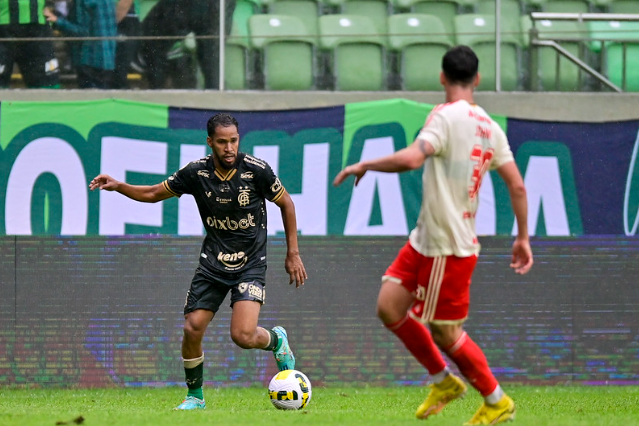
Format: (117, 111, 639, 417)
(608, 0, 639, 13)
(520, 0, 546, 12)
(225, 22, 250, 90)
(454, 14, 523, 90)
(542, 0, 591, 12)
(139, 0, 159, 22)
(339, 0, 391, 37)
(475, 0, 524, 45)
(318, 14, 387, 90)
(387, 14, 453, 90)
(232, 0, 260, 47)
(589, 0, 613, 6)
(588, 20, 639, 91)
(248, 14, 317, 90)
(393, 0, 461, 39)
(267, 0, 321, 37)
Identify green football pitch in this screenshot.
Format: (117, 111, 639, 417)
(1, 386, 638, 426)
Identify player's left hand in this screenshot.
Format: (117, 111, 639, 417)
(333, 163, 367, 187)
(285, 252, 307, 288)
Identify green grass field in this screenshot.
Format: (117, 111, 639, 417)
(1, 386, 638, 426)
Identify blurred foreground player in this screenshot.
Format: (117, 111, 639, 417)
(90, 113, 307, 410)
(334, 45, 533, 425)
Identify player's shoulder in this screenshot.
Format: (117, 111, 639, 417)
(184, 155, 210, 169)
(429, 100, 476, 123)
(178, 155, 211, 175)
(241, 153, 272, 172)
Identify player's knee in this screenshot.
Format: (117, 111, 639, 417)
(430, 324, 463, 349)
(230, 328, 255, 349)
(376, 300, 400, 325)
(183, 321, 206, 341)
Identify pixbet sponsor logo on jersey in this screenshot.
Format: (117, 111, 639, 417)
(206, 213, 256, 230)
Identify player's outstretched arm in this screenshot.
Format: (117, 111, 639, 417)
(333, 138, 433, 187)
(275, 191, 308, 287)
(89, 174, 174, 203)
(497, 161, 533, 274)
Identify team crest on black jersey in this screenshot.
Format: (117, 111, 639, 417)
(238, 186, 251, 206)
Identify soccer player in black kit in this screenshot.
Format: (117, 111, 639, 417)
(90, 113, 307, 410)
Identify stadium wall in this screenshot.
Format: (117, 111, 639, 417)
(1, 90, 639, 122)
(1, 235, 637, 388)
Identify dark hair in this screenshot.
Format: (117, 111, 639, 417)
(442, 45, 479, 85)
(207, 113, 239, 137)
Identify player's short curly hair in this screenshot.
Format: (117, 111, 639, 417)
(442, 45, 479, 85)
(207, 113, 239, 137)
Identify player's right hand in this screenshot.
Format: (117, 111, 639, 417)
(333, 163, 367, 187)
(510, 237, 533, 274)
(89, 174, 119, 191)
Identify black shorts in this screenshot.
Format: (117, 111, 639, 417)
(183, 265, 267, 315)
(0, 24, 59, 88)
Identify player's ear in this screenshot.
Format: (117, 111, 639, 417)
(440, 71, 446, 86)
(474, 72, 480, 88)
(206, 136, 213, 149)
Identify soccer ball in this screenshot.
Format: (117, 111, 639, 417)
(268, 369, 312, 410)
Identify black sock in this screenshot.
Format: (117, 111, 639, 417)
(185, 362, 204, 398)
(262, 329, 280, 351)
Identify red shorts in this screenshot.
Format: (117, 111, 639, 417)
(384, 242, 478, 323)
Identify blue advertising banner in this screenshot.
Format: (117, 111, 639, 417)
(507, 119, 639, 235)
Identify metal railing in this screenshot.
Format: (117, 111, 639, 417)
(529, 12, 639, 92)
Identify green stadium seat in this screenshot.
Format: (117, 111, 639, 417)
(542, 0, 591, 12)
(529, 19, 589, 91)
(268, 0, 321, 36)
(387, 13, 453, 90)
(475, 0, 524, 45)
(139, 0, 159, 22)
(454, 14, 523, 90)
(319, 14, 387, 90)
(520, 0, 547, 12)
(340, 0, 390, 36)
(225, 41, 248, 90)
(248, 14, 317, 90)
(232, 0, 260, 48)
(589, 0, 613, 7)
(588, 20, 639, 91)
(608, 0, 639, 13)
(392, 0, 461, 39)
(606, 44, 639, 91)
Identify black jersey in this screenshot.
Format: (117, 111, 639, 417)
(163, 152, 285, 277)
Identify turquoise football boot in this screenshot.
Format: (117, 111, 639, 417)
(174, 396, 206, 410)
(272, 326, 295, 371)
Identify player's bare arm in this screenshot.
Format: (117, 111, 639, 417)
(333, 138, 434, 187)
(497, 162, 533, 275)
(89, 174, 174, 203)
(275, 191, 308, 287)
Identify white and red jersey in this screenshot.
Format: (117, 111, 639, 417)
(409, 100, 514, 258)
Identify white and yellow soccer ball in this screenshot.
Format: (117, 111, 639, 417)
(268, 369, 312, 410)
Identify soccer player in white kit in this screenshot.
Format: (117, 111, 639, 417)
(333, 46, 533, 425)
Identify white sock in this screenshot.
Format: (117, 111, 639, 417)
(431, 367, 450, 384)
(183, 353, 204, 369)
(485, 385, 504, 405)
